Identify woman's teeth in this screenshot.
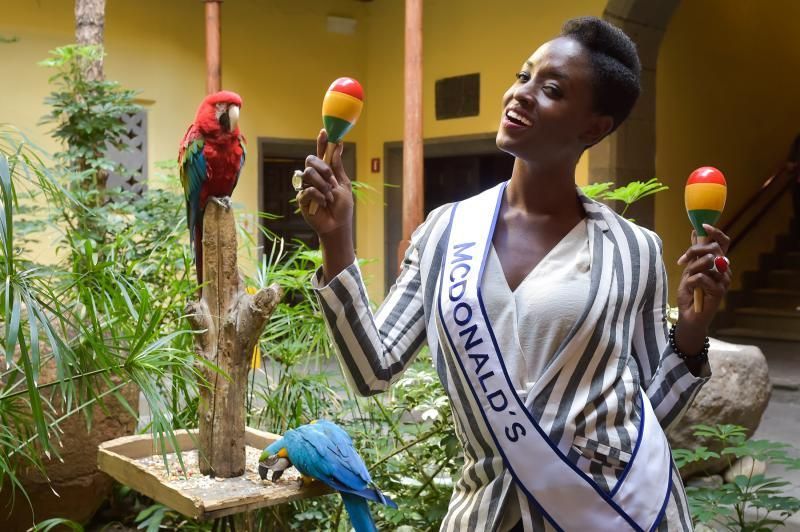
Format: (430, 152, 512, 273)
(506, 109, 532, 126)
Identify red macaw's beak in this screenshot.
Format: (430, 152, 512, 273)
(226, 104, 240, 132)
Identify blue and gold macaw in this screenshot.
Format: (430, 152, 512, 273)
(259, 420, 397, 532)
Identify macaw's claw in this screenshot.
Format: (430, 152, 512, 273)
(211, 196, 232, 210)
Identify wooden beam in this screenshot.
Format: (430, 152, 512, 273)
(399, 0, 423, 264)
(205, 0, 222, 94)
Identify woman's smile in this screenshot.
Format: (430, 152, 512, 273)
(502, 107, 534, 133)
(505, 108, 533, 127)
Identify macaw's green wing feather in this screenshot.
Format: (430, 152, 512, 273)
(178, 132, 206, 249)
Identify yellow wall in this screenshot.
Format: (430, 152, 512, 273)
(3, 0, 604, 292)
(1, 1, 78, 265)
(656, 0, 800, 300)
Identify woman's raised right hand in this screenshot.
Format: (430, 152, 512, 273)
(295, 129, 354, 237)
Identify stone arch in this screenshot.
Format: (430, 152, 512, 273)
(590, 0, 680, 228)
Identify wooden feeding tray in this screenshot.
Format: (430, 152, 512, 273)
(98, 427, 332, 520)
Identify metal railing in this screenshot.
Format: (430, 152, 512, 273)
(722, 149, 799, 254)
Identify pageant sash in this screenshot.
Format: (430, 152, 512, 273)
(436, 182, 672, 531)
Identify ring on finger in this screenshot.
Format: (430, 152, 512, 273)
(710, 256, 730, 274)
(291, 170, 304, 192)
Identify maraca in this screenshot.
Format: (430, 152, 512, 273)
(684, 166, 727, 312)
(306, 77, 364, 215)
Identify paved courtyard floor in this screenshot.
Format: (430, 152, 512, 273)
(752, 355, 800, 530)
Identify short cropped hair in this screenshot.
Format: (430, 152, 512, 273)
(561, 17, 641, 133)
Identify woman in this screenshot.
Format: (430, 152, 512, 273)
(294, 17, 730, 532)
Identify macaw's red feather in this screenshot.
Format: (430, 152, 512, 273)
(201, 137, 245, 201)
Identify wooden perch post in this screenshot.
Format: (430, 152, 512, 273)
(185, 200, 282, 478)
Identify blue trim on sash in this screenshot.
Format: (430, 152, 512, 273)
(650, 465, 673, 532)
(437, 192, 649, 531)
(475, 282, 643, 531)
(610, 391, 645, 498)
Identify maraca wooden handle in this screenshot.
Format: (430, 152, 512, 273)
(308, 143, 338, 216)
(322, 142, 337, 165)
(693, 235, 708, 313)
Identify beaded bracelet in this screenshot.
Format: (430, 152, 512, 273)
(668, 323, 710, 365)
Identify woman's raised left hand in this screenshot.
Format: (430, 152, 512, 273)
(675, 224, 732, 337)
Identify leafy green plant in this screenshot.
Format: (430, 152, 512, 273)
(673, 424, 800, 530)
(29, 517, 84, 531)
(0, 126, 210, 515)
(581, 178, 668, 219)
(2, 47, 213, 525)
(357, 351, 460, 531)
(580, 181, 614, 200)
(39, 44, 139, 209)
(37, 42, 206, 447)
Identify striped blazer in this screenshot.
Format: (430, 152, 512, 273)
(312, 189, 709, 531)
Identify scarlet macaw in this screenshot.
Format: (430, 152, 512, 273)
(178, 90, 246, 284)
(259, 420, 397, 532)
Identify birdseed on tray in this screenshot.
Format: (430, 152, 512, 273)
(134, 445, 303, 500)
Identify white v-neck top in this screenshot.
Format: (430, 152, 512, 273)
(485, 219, 591, 532)
(485, 218, 592, 395)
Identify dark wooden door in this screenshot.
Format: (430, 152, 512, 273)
(261, 156, 318, 248)
(259, 138, 356, 254)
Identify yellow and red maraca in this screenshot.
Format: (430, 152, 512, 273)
(684, 166, 727, 312)
(305, 77, 364, 215)
(322, 77, 363, 158)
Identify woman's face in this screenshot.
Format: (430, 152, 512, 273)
(496, 36, 612, 164)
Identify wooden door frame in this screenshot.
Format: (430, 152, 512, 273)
(383, 132, 503, 293)
(257, 137, 356, 256)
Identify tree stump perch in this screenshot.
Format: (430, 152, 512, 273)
(185, 199, 282, 478)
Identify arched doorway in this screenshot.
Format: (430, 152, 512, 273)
(592, 0, 680, 228)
